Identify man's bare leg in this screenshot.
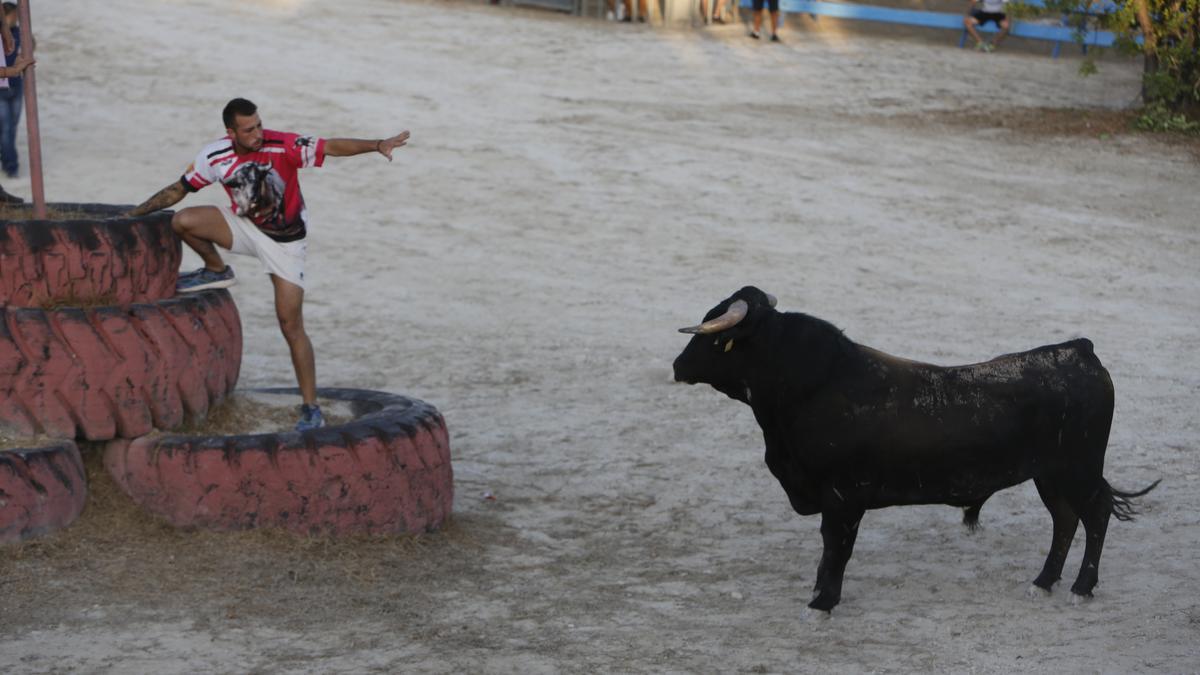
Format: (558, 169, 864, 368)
(964, 17, 985, 46)
(994, 18, 1010, 46)
(172, 206, 234, 271)
(271, 273, 317, 406)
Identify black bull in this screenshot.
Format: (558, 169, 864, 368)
(672, 286, 1158, 612)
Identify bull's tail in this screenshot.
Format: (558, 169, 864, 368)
(1105, 479, 1161, 522)
(961, 498, 986, 531)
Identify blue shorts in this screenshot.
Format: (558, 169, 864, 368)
(753, 0, 780, 11)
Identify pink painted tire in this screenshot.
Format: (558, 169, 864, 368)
(104, 388, 453, 536)
(0, 203, 180, 307)
(0, 289, 242, 441)
(0, 440, 87, 545)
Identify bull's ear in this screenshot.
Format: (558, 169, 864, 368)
(716, 301, 769, 342)
(741, 299, 773, 327)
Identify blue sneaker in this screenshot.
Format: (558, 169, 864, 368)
(176, 265, 236, 293)
(296, 403, 325, 432)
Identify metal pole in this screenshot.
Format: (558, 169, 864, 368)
(16, 0, 44, 219)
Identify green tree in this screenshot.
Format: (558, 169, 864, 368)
(1019, 0, 1199, 118)
(1110, 0, 1200, 112)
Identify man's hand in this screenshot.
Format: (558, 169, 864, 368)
(129, 181, 187, 217)
(377, 131, 410, 162)
(324, 133, 411, 160)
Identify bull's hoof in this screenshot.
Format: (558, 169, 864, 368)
(1070, 579, 1097, 598)
(803, 607, 832, 622)
(1069, 589, 1094, 605)
(1026, 583, 1052, 599)
(807, 593, 839, 613)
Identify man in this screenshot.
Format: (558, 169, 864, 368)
(964, 0, 1010, 52)
(130, 98, 409, 431)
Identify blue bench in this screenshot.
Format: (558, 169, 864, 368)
(736, 0, 1118, 57)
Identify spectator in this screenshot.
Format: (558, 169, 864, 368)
(749, 0, 780, 41)
(1, 2, 26, 178)
(701, 0, 731, 23)
(617, 0, 649, 22)
(0, 13, 31, 206)
(964, 0, 1010, 51)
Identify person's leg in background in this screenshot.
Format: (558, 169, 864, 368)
(0, 83, 22, 177)
(750, 0, 765, 37)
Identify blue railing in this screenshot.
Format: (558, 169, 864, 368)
(736, 0, 1120, 55)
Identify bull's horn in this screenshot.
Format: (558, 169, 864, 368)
(678, 299, 748, 335)
(766, 293, 777, 308)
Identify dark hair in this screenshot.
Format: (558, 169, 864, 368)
(222, 98, 258, 130)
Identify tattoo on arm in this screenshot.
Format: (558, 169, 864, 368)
(129, 181, 187, 217)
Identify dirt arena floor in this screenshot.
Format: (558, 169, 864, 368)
(2, 0, 1198, 672)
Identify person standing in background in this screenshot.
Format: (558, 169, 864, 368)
(619, 0, 649, 22)
(0, 3, 26, 179)
(749, 0, 780, 41)
(702, 0, 731, 24)
(0, 2, 32, 205)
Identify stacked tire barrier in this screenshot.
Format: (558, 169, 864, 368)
(0, 204, 242, 543)
(0, 203, 180, 307)
(105, 388, 454, 536)
(0, 440, 87, 545)
(2, 204, 451, 543)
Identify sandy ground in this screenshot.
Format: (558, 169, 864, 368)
(2, 0, 1199, 672)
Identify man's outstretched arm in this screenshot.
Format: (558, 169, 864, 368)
(129, 180, 188, 216)
(324, 131, 410, 162)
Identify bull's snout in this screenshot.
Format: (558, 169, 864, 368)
(672, 356, 694, 384)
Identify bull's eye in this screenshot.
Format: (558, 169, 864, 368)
(724, 339, 735, 353)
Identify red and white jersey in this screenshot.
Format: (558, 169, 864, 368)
(181, 129, 326, 242)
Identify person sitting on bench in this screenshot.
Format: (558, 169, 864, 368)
(964, 0, 1010, 51)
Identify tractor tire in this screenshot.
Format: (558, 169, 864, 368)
(0, 204, 180, 307)
(0, 439, 87, 545)
(104, 388, 453, 536)
(0, 290, 242, 441)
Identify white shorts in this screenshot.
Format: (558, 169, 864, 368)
(217, 205, 308, 290)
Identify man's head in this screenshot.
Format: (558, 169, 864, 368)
(222, 98, 263, 153)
